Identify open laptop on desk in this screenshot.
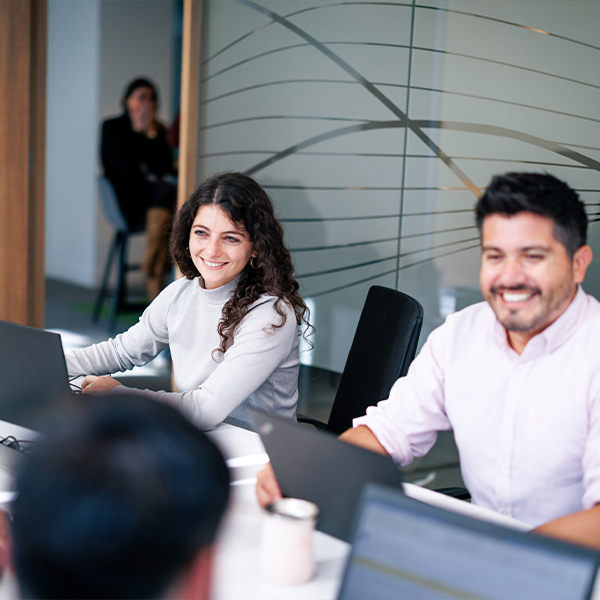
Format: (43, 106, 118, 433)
(0, 320, 82, 434)
(338, 483, 600, 600)
(248, 408, 404, 542)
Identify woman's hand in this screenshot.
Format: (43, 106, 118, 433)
(81, 375, 122, 396)
(130, 105, 157, 137)
(256, 462, 283, 508)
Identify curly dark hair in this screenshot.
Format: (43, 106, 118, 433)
(170, 172, 311, 355)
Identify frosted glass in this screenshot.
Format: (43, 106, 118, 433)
(196, 0, 600, 372)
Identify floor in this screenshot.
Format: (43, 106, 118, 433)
(45, 277, 465, 491)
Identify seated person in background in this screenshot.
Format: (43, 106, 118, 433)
(101, 77, 176, 300)
(258, 172, 600, 549)
(10, 395, 230, 600)
(67, 172, 311, 431)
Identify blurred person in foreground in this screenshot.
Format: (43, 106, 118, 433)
(101, 77, 176, 300)
(10, 394, 230, 600)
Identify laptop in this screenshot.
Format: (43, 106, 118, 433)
(0, 320, 82, 433)
(338, 483, 600, 600)
(248, 408, 404, 542)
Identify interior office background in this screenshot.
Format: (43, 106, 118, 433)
(46, 0, 600, 376)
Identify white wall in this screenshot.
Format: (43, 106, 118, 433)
(45, 0, 176, 288)
(45, 0, 101, 286)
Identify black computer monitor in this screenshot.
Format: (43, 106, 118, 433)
(0, 320, 77, 432)
(338, 483, 600, 600)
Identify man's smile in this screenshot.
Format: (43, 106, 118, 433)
(502, 291, 534, 303)
(491, 287, 540, 305)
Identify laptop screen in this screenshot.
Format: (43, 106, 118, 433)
(248, 408, 404, 542)
(338, 484, 600, 600)
(0, 320, 76, 432)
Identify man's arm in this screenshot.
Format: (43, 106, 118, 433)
(256, 425, 388, 508)
(347, 422, 600, 551)
(534, 504, 600, 550)
(338, 425, 389, 455)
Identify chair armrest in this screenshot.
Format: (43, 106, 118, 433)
(297, 414, 328, 431)
(435, 487, 471, 501)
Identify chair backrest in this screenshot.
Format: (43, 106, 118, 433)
(98, 175, 129, 232)
(326, 286, 424, 435)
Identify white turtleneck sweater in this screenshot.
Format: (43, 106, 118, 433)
(65, 277, 299, 431)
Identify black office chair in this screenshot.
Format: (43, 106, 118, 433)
(92, 175, 145, 333)
(298, 285, 424, 436)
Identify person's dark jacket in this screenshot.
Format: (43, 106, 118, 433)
(101, 112, 173, 227)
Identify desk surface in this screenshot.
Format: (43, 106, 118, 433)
(0, 420, 536, 600)
(0, 420, 37, 509)
(207, 424, 531, 600)
(0, 421, 551, 600)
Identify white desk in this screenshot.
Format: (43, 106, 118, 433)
(0, 420, 37, 510)
(0, 421, 597, 600)
(207, 424, 531, 600)
(0, 420, 38, 600)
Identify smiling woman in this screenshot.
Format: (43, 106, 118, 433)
(64, 172, 312, 431)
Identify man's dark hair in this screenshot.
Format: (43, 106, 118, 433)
(11, 395, 230, 600)
(475, 172, 588, 257)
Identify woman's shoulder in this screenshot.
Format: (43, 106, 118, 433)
(247, 294, 296, 326)
(250, 292, 291, 310)
(234, 295, 297, 341)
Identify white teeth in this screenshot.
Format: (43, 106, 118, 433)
(502, 291, 532, 303)
(203, 259, 225, 268)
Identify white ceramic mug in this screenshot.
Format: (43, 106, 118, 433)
(259, 497, 319, 585)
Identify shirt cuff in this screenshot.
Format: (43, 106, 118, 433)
(353, 408, 413, 467)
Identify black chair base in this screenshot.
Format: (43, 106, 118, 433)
(92, 229, 144, 334)
(296, 415, 328, 431)
(436, 486, 471, 501)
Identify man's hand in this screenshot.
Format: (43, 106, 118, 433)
(534, 504, 600, 550)
(255, 425, 389, 508)
(256, 462, 282, 509)
(81, 375, 122, 396)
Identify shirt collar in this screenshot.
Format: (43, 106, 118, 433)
(197, 276, 239, 304)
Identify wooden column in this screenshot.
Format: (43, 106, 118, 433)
(178, 0, 202, 209)
(0, 0, 47, 327)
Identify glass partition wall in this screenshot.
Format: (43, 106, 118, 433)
(195, 0, 600, 372)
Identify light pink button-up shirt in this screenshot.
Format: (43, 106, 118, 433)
(355, 286, 600, 526)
